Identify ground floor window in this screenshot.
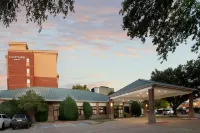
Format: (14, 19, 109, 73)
(92, 106, 97, 115)
(99, 106, 107, 115)
(78, 106, 83, 115)
(114, 105, 123, 118)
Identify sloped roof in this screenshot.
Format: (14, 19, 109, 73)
(110, 79, 194, 98)
(0, 87, 109, 102)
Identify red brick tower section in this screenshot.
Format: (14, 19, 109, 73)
(7, 51, 34, 89)
(6, 42, 58, 90)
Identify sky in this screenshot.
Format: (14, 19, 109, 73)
(0, 0, 199, 91)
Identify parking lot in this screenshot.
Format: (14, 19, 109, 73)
(2, 116, 200, 133)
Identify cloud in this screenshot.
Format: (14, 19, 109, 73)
(0, 74, 6, 90)
(94, 44, 110, 51)
(46, 43, 77, 51)
(115, 51, 139, 59)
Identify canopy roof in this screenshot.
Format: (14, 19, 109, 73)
(0, 87, 109, 102)
(110, 79, 194, 102)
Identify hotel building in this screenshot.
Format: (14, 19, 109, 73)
(6, 42, 59, 90)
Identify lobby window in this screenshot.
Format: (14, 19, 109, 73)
(27, 79, 30, 87)
(92, 106, 97, 115)
(99, 106, 107, 115)
(26, 58, 30, 66)
(26, 68, 30, 76)
(78, 106, 83, 115)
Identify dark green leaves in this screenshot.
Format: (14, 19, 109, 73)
(0, 0, 75, 32)
(120, 0, 200, 61)
(72, 84, 90, 91)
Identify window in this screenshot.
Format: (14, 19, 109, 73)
(26, 58, 29, 63)
(78, 106, 83, 115)
(92, 106, 97, 115)
(27, 79, 30, 84)
(26, 58, 30, 66)
(27, 68, 30, 74)
(27, 79, 30, 87)
(2, 115, 6, 118)
(99, 106, 107, 115)
(26, 68, 30, 76)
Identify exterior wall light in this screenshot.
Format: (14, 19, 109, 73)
(146, 104, 148, 107)
(110, 102, 113, 107)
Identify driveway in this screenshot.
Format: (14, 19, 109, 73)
(2, 117, 200, 133)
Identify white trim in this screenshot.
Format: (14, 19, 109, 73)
(111, 87, 152, 100)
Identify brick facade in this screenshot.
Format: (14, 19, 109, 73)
(6, 43, 58, 90)
(7, 51, 34, 90)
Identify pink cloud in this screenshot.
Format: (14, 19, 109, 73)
(115, 51, 138, 59)
(94, 44, 110, 51)
(46, 43, 77, 51)
(141, 47, 156, 53)
(126, 47, 136, 52)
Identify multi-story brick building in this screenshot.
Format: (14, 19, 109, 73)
(6, 42, 59, 90)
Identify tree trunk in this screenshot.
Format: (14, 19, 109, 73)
(32, 112, 36, 122)
(172, 107, 177, 116)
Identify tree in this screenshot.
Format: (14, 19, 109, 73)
(155, 99, 169, 109)
(0, 0, 75, 32)
(59, 96, 78, 121)
(108, 91, 115, 96)
(18, 90, 48, 120)
(131, 101, 141, 117)
(83, 102, 92, 119)
(151, 58, 200, 115)
(0, 100, 23, 118)
(72, 84, 89, 91)
(120, 0, 200, 62)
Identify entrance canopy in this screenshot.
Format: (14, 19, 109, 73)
(110, 79, 194, 102)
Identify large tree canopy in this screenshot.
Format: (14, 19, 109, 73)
(120, 0, 200, 61)
(151, 58, 200, 115)
(0, 0, 75, 32)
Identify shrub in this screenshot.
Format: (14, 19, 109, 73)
(194, 107, 200, 113)
(0, 100, 23, 118)
(59, 96, 79, 121)
(131, 101, 141, 117)
(83, 102, 92, 119)
(35, 111, 48, 122)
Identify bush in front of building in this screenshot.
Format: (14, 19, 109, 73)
(59, 96, 79, 121)
(83, 102, 92, 119)
(131, 101, 141, 117)
(194, 107, 200, 113)
(35, 111, 48, 122)
(0, 100, 24, 118)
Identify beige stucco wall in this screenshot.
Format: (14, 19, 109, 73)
(9, 42, 28, 50)
(34, 52, 57, 77)
(99, 87, 114, 95)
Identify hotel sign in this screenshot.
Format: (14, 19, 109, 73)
(9, 56, 25, 60)
(9, 56, 25, 59)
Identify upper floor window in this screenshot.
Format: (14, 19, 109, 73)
(26, 58, 29, 63)
(26, 68, 30, 76)
(26, 58, 30, 66)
